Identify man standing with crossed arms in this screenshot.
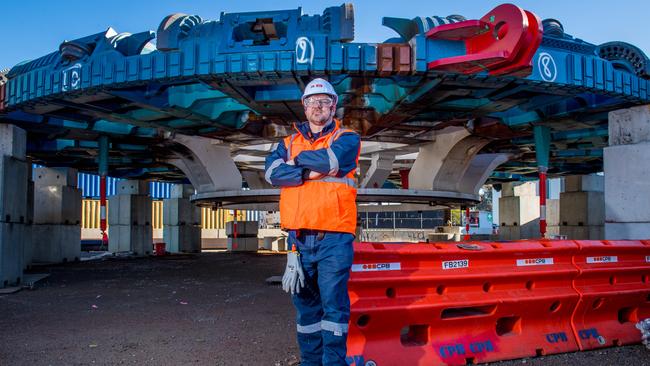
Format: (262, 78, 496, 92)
(265, 78, 361, 365)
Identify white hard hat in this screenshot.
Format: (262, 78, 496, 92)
(302, 78, 338, 104)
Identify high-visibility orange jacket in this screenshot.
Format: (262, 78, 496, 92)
(265, 119, 360, 234)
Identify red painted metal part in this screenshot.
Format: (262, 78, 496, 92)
(539, 170, 547, 238)
(398, 169, 409, 189)
(426, 3, 543, 77)
(100, 174, 108, 247)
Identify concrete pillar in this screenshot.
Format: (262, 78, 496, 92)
(360, 152, 395, 188)
(559, 175, 604, 240)
(408, 126, 494, 194)
(108, 180, 152, 256)
(163, 184, 201, 253)
(167, 134, 242, 194)
(32, 167, 82, 263)
(604, 105, 650, 239)
(545, 198, 560, 238)
(0, 124, 28, 287)
(498, 182, 540, 240)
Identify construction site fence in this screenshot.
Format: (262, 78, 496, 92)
(81, 199, 260, 230)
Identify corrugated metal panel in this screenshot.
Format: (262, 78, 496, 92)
(82, 199, 108, 229)
(152, 200, 163, 229)
(77, 173, 119, 198)
(150, 182, 172, 199)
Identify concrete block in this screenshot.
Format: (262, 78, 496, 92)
(108, 224, 152, 256)
(33, 185, 82, 224)
(26, 180, 33, 225)
(501, 182, 537, 197)
(604, 143, 650, 222)
(272, 237, 287, 252)
(32, 167, 78, 187)
(60, 226, 81, 263)
(225, 221, 259, 236)
(227, 237, 259, 252)
(427, 233, 457, 242)
(116, 180, 149, 195)
(559, 225, 604, 240)
(608, 105, 650, 145)
(170, 184, 195, 199)
(497, 222, 540, 240)
(546, 225, 561, 238)
(31, 224, 80, 263)
(564, 175, 604, 192)
(499, 196, 540, 226)
(163, 198, 200, 226)
(163, 225, 201, 253)
(0, 222, 24, 287)
(23, 224, 33, 268)
(262, 237, 274, 250)
(559, 191, 604, 226)
(108, 194, 152, 226)
(546, 199, 560, 226)
(605, 222, 650, 240)
(0, 124, 26, 160)
(0, 156, 29, 223)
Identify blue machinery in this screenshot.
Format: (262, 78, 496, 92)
(0, 3, 649, 188)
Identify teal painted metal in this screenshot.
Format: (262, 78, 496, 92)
(534, 125, 551, 169)
(1, 3, 649, 182)
(98, 136, 109, 176)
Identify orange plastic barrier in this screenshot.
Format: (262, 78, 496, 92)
(571, 240, 650, 350)
(346, 240, 581, 366)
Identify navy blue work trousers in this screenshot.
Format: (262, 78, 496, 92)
(288, 230, 354, 366)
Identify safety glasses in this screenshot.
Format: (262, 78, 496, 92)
(303, 97, 334, 108)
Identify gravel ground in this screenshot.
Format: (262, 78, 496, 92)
(0, 252, 647, 366)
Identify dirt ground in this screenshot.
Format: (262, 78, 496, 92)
(0, 251, 647, 366)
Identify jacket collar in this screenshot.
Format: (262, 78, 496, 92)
(293, 119, 340, 142)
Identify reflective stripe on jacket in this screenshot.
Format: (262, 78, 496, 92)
(280, 119, 360, 234)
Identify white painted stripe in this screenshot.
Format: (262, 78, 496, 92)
(297, 321, 321, 334)
(442, 259, 469, 270)
(540, 205, 546, 220)
(322, 320, 349, 335)
(320, 176, 356, 187)
(351, 262, 401, 272)
(516, 258, 554, 266)
(586, 256, 618, 264)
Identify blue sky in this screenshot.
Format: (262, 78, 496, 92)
(2, 0, 649, 70)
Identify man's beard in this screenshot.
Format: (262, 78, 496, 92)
(310, 108, 333, 125)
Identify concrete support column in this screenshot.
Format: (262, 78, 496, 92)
(498, 182, 540, 240)
(163, 184, 201, 253)
(559, 175, 604, 240)
(360, 152, 395, 188)
(168, 134, 242, 194)
(32, 167, 82, 263)
(0, 124, 28, 287)
(409, 126, 503, 195)
(604, 105, 650, 239)
(108, 180, 152, 256)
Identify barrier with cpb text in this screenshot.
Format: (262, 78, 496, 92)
(345, 240, 650, 365)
